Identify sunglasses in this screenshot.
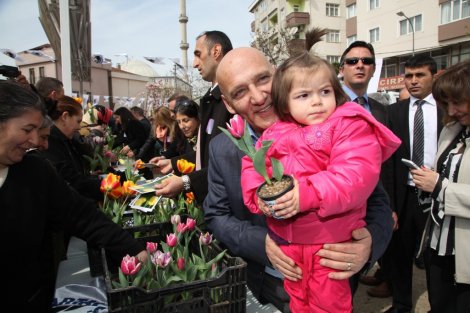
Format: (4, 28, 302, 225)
(343, 57, 375, 66)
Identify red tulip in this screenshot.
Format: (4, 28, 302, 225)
(146, 242, 158, 254)
(177, 257, 185, 270)
(226, 114, 245, 139)
(120, 254, 142, 275)
(185, 218, 196, 231)
(166, 233, 177, 247)
(100, 173, 121, 193)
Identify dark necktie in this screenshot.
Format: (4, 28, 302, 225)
(354, 96, 367, 107)
(412, 100, 425, 167)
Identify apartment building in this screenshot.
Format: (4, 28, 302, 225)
(249, 0, 470, 91)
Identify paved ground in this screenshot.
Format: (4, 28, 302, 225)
(353, 263, 430, 313)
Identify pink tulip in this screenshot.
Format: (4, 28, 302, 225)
(151, 250, 172, 268)
(146, 242, 158, 254)
(176, 222, 187, 234)
(185, 218, 196, 231)
(120, 254, 142, 275)
(177, 257, 185, 270)
(199, 232, 213, 245)
(226, 114, 245, 139)
(166, 233, 178, 247)
(171, 214, 181, 225)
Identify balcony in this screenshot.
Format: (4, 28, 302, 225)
(285, 12, 310, 28)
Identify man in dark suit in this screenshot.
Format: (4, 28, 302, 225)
(383, 55, 443, 313)
(151, 31, 233, 203)
(204, 47, 394, 312)
(339, 41, 391, 295)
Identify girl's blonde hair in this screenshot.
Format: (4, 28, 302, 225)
(152, 106, 177, 140)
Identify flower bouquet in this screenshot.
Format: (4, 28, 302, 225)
(103, 216, 247, 312)
(219, 115, 293, 216)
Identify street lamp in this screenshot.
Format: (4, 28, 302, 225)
(397, 11, 415, 56)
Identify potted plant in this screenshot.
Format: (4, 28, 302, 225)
(219, 115, 293, 217)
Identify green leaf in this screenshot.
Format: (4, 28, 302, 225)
(253, 140, 273, 184)
(118, 269, 128, 287)
(270, 158, 284, 181)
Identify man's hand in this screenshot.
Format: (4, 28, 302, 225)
(316, 227, 372, 280)
(154, 175, 183, 198)
(149, 157, 172, 175)
(265, 235, 302, 281)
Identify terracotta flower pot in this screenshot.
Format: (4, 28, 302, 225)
(256, 175, 294, 219)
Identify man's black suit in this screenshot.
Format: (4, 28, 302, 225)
(384, 98, 443, 312)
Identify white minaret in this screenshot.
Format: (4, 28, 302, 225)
(179, 0, 189, 72)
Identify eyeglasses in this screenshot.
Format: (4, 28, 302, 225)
(343, 57, 375, 66)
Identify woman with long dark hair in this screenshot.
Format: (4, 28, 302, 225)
(113, 106, 147, 157)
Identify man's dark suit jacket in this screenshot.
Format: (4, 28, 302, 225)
(171, 86, 232, 202)
(204, 132, 393, 299)
(384, 98, 444, 215)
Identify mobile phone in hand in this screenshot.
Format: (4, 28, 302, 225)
(401, 158, 420, 170)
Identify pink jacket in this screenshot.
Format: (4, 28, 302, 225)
(241, 102, 401, 244)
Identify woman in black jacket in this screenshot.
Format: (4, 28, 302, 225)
(113, 106, 147, 157)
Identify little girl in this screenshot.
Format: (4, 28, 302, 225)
(241, 47, 401, 311)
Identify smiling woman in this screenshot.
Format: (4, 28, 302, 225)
(0, 80, 146, 313)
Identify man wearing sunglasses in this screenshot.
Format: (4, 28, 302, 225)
(339, 41, 392, 296)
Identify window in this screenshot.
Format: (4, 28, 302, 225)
(327, 55, 340, 64)
(347, 4, 357, 18)
(347, 35, 357, 46)
(326, 3, 339, 17)
(369, 0, 380, 10)
(29, 68, 35, 85)
(441, 0, 470, 23)
(293, 4, 300, 12)
(39, 66, 45, 78)
(326, 30, 340, 43)
(369, 27, 380, 43)
(399, 14, 422, 35)
(383, 63, 397, 77)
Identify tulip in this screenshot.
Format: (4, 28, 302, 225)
(121, 254, 142, 275)
(166, 233, 178, 247)
(146, 242, 158, 254)
(134, 159, 145, 170)
(176, 159, 195, 174)
(107, 185, 122, 199)
(176, 222, 187, 234)
(171, 214, 181, 225)
(226, 114, 245, 139)
(177, 257, 185, 270)
(199, 232, 213, 245)
(185, 218, 196, 231)
(151, 250, 172, 268)
(121, 180, 137, 196)
(100, 173, 121, 193)
(185, 192, 195, 204)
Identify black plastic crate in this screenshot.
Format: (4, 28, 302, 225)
(88, 221, 173, 277)
(102, 240, 247, 313)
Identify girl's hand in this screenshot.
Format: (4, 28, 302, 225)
(411, 167, 439, 193)
(268, 177, 299, 219)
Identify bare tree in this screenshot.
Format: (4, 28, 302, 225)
(251, 27, 304, 66)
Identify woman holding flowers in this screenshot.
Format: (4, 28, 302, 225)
(0, 81, 147, 313)
(42, 95, 103, 201)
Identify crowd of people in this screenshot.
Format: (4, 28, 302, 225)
(1, 26, 469, 313)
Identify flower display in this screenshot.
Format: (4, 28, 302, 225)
(114, 225, 226, 292)
(219, 114, 284, 185)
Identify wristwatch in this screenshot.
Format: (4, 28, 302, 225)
(181, 175, 191, 191)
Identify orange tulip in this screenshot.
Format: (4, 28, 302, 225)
(177, 159, 195, 174)
(100, 173, 121, 193)
(134, 159, 145, 170)
(107, 186, 122, 199)
(122, 180, 137, 196)
(185, 192, 195, 204)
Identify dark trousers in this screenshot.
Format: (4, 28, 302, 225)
(389, 187, 428, 312)
(425, 248, 470, 313)
(259, 273, 291, 313)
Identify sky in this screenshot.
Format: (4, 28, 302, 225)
(0, 0, 255, 75)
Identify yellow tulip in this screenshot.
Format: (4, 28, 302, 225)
(177, 159, 195, 174)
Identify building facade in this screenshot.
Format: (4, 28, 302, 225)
(249, 0, 470, 91)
